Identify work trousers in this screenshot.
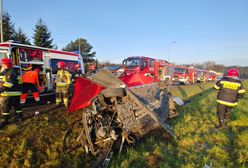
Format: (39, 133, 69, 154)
(217, 103, 232, 127)
(56, 86, 69, 107)
(20, 83, 40, 107)
(0, 96, 22, 120)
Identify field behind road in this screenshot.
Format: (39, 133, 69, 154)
(0, 81, 247, 168)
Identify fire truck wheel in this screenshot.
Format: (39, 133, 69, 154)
(101, 88, 126, 98)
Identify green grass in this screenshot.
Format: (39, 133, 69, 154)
(110, 80, 248, 168)
(0, 81, 247, 168)
(0, 106, 92, 168)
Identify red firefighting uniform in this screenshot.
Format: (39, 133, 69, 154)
(20, 70, 41, 106)
(214, 76, 246, 127)
(0, 67, 22, 122)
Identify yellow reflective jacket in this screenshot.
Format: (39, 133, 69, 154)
(56, 70, 71, 86)
(0, 67, 22, 96)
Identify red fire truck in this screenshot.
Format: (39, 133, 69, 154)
(116, 56, 169, 87)
(196, 69, 209, 83)
(0, 41, 84, 92)
(196, 69, 217, 83)
(172, 66, 196, 84)
(208, 70, 217, 81)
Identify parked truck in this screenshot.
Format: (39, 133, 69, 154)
(172, 66, 196, 84)
(116, 56, 171, 87)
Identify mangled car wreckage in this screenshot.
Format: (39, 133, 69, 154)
(64, 69, 178, 167)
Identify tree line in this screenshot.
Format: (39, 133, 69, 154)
(0, 12, 95, 62)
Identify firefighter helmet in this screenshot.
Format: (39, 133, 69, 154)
(1, 58, 13, 68)
(75, 64, 80, 70)
(227, 68, 239, 77)
(23, 64, 32, 71)
(57, 61, 66, 69)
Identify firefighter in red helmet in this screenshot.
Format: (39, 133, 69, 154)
(213, 68, 246, 128)
(75, 63, 80, 70)
(55, 61, 71, 107)
(71, 64, 83, 84)
(89, 63, 95, 75)
(69, 63, 84, 98)
(0, 58, 22, 128)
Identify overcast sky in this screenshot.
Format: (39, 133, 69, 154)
(4, 0, 248, 66)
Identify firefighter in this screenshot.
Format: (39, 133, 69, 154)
(0, 58, 22, 128)
(71, 64, 83, 84)
(69, 64, 83, 101)
(89, 63, 95, 75)
(55, 61, 71, 107)
(199, 72, 206, 83)
(214, 68, 246, 128)
(20, 65, 42, 111)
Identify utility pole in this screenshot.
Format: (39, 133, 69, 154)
(0, 0, 3, 43)
(78, 39, 86, 74)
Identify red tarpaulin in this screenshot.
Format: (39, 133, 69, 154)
(119, 73, 155, 87)
(68, 77, 104, 113)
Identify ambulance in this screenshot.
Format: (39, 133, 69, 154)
(0, 41, 84, 92)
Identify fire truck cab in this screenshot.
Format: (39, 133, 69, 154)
(0, 42, 84, 93)
(208, 70, 217, 81)
(120, 56, 155, 75)
(117, 56, 169, 87)
(196, 69, 208, 83)
(118, 56, 167, 77)
(172, 66, 195, 84)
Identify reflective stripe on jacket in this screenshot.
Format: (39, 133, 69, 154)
(1, 91, 22, 96)
(0, 67, 21, 94)
(214, 76, 246, 106)
(56, 70, 71, 86)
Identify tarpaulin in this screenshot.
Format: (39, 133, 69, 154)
(68, 77, 104, 113)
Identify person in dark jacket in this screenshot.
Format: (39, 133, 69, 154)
(213, 68, 246, 128)
(69, 64, 84, 101)
(71, 64, 83, 84)
(0, 58, 22, 128)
